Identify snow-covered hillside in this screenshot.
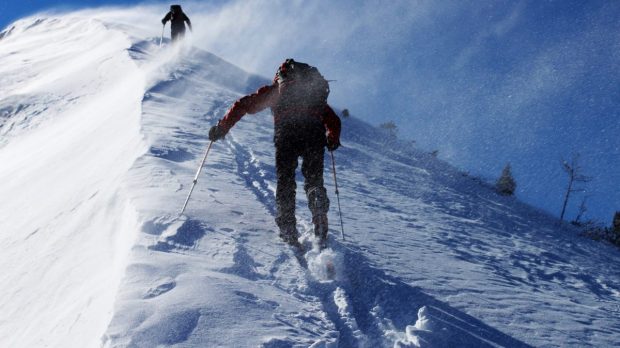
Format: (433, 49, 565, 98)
(1, 10, 619, 348)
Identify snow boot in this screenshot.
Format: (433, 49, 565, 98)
(313, 213, 328, 250)
(307, 186, 329, 250)
(279, 226, 303, 250)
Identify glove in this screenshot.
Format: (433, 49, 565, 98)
(326, 137, 340, 151)
(161, 19, 166, 25)
(208, 125, 226, 141)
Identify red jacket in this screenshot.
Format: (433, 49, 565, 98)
(218, 82, 341, 146)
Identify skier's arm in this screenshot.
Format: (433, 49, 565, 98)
(217, 84, 278, 133)
(161, 12, 171, 25)
(323, 105, 341, 150)
(184, 14, 192, 31)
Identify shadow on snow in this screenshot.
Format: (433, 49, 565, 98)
(326, 241, 533, 347)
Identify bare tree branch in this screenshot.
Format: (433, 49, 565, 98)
(560, 152, 591, 223)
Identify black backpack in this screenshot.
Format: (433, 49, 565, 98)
(275, 59, 330, 109)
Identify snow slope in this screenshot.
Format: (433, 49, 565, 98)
(0, 15, 146, 348)
(1, 10, 620, 348)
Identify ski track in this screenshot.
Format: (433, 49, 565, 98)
(226, 135, 277, 217)
(226, 130, 340, 339)
(226, 131, 371, 346)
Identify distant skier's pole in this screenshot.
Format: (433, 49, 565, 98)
(159, 24, 165, 48)
(179, 140, 214, 218)
(329, 151, 345, 240)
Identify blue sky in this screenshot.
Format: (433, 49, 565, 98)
(2, 0, 618, 224)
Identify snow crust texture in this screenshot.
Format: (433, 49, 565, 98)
(1, 10, 620, 348)
(0, 15, 145, 348)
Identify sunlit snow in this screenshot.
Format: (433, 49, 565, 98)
(1, 9, 619, 348)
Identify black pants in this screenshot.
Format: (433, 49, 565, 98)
(274, 119, 329, 231)
(171, 28, 186, 42)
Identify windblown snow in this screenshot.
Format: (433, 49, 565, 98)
(1, 9, 619, 348)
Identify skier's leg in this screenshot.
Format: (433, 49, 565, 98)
(171, 28, 186, 42)
(302, 146, 330, 248)
(275, 144, 299, 244)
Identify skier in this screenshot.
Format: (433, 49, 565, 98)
(208, 59, 341, 250)
(161, 4, 192, 42)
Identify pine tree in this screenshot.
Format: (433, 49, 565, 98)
(495, 163, 516, 196)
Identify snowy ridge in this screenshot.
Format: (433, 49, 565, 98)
(1, 10, 620, 348)
(0, 15, 147, 348)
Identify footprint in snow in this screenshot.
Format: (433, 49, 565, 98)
(144, 280, 176, 299)
(233, 291, 279, 309)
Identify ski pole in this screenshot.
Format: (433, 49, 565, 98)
(329, 151, 345, 240)
(178, 140, 214, 218)
(159, 24, 165, 48)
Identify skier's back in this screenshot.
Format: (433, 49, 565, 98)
(161, 4, 192, 42)
(209, 59, 341, 250)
